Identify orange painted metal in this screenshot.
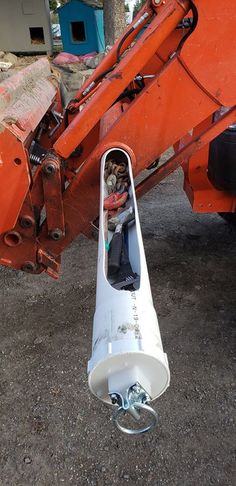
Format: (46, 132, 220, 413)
(54, 0, 190, 158)
(0, 0, 236, 277)
(180, 0, 236, 106)
(0, 59, 58, 234)
(0, 191, 39, 273)
(66, 1, 154, 110)
(0, 130, 30, 235)
(184, 118, 236, 213)
(37, 248, 61, 279)
(135, 107, 236, 199)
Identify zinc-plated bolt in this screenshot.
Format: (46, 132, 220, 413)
(110, 394, 118, 405)
(144, 393, 150, 403)
(132, 384, 141, 394)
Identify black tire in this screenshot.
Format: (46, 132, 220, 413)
(218, 212, 236, 226)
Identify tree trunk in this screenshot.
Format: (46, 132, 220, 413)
(103, 0, 127, 46)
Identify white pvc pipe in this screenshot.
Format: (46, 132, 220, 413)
(88, 148, 170, 405)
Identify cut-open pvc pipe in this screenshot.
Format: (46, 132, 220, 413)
(88, 148, 170, 422)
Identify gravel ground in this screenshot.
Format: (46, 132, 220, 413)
(0, 171, 235, 486)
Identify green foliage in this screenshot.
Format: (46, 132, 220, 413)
(133, 0, 146, 18)
(49, 0, 58, 11)
(125, 3, 130, 12)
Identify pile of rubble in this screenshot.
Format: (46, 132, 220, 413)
(0, 50, 106, 104)
(52, 51, 105, 103)
(0, 51, 19, 70)
(0, 52, 19, 79)
(0, 51, 47, 82)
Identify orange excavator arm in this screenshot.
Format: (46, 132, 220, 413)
(0, 0, 235, 278)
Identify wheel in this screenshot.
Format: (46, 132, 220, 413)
(218, 212, 236, 225)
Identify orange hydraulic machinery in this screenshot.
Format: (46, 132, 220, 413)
(0, 0, 236, 278)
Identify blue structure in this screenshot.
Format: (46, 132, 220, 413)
(58, 0, 105, 56)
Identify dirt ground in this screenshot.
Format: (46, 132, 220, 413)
(0, 171, 235, 486)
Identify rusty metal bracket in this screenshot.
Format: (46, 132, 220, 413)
(37, 247, 61, 279)
(41, 155, 65, 242)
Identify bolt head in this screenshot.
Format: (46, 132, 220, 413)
(132, 384, 141, 393)
(110, 394, 118, 405)
(49, 228, 63, 241)
(43, 162, 57, 176)
(22, 261, 37, 273)
(20, 216, 34, 229)
(144, 393, 150, 404)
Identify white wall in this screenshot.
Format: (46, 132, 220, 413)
(0, 0, 53, 53)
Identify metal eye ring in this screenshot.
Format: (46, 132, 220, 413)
(113, 402, 158, 435)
